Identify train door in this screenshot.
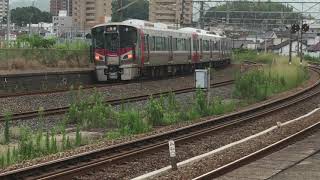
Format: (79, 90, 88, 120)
(188, 38, 192, 61)
(210, 40, 213, 60)
(169, 36, 173, 62)
(200, 39, 203, 60)
(144, 34, 150, 64)
(219, 40, 222, 60)
(192, 34, 199, 62)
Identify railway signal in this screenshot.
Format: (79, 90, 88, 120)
(291, 24, 300, 33)
(302, 24, 310, 32)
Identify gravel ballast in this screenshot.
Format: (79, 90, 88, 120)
(0, 66, 237, 115)
(152, 109, 320, 179)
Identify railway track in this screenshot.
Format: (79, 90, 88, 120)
(1, 67, 319, 180)
(0, 80, 234, 122)
(193, 112, 320, 180)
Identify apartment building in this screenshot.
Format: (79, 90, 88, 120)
(50, 0, 72, 16)
(149, 0, 193, 25)
(72, 0, 112, 29)
(53, 10, 73, 36)
(0, 0, 8, 20)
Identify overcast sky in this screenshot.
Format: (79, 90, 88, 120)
(9, 0, 320, 19)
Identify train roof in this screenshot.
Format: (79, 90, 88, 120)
(92, 19, 224, 38)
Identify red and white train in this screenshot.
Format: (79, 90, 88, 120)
(92, 19, 232, 81)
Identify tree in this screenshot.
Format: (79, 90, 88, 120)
(112, 0, 149, 22)
(204, 1, 302, 27)
(11, 7, 52, 27)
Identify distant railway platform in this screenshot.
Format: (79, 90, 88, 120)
(217, 130, 320, 180)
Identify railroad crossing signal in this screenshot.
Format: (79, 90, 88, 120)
(302, 24, 310, 32)
(291, 24, 300, 33)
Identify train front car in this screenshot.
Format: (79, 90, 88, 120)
(92, 24, 140, 81)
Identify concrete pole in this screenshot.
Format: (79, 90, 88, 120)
(200, 1, 204, 29)
(289, 32, 292, 64)
(6, 0, 10, 42)
(300, 30, 303, 64)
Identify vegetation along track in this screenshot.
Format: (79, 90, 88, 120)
(0, 80, 234, 122)
(1, 66, 319, 180)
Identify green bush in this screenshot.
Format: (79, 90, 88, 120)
(75, 125, 82, 147)
(304, 54, 320, 63)
(67, 89, 113, 129)
(146, 96, 165, 126)
(4, 112, 11, 144)
(117, 109, 149, 135)
(16, 35, 56, 49)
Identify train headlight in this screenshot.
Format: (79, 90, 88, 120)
(95, 53, 104, 62)
(123, 53, 133, 60)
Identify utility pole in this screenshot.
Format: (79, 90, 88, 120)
(119, 0, 123, 22)
(200, 1, 204, 29)
(6, 0, 10, 42)
(29, 1, 36, 37)
(180, 0, 186, 27)
(289, 24, 300, 64)
(300, 20, 304, 64)
(289, 32, 292, 64)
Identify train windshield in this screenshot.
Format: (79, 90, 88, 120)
(92, 25, 137, 51)
(92, 26, 105, 49)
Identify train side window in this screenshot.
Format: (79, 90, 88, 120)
(215, 41, 219, 51)
(212, 41, 215, 51)
(164, 37, 169, 51)
(155, 37, 162, 51)
(149, 36, 155, 51)
(203, 40, 210, 51)
(193, 38, 198, 51)
(177, 38, 185, 51)
(186, 39, 191, 51)
(172, 38, 177, 51)
(185, 39, 190, 51)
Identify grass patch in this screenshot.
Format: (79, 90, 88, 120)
(304, 54, 320, 64)
(234, 61, 309, 101)
(0, 35, 91, 70)
(232, 49, 306, 65)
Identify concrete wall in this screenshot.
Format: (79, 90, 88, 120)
(0, 69, 95, 94)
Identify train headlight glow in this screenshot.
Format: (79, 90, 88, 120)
(95, 53, 104, 61)
(123, 53, 133, 60)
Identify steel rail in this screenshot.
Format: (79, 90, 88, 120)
(193, 115, 320, 180)
(1, 67, 319, 180)
(0, 80, 235, 122)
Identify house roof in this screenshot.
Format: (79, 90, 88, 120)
(264, 31, 276, 39)
(274, 31, 291, 38)
(302, 33, 317, 39)
(259, 38, 307, 50)
(308, 42, 320, 52)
